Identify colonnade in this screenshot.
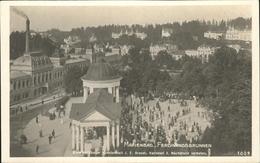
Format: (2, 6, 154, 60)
(83, 86, 120, 103)
(71, 121, 120, 152)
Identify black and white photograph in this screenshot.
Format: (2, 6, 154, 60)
(1, 1, 259, 163)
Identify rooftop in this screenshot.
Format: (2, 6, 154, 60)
(82, 59, 121, 81)
(10, 71, 31, 79)
(70, 89, 121, 121)
(65, 58, 89, 64)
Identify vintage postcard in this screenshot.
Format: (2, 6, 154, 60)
(1, 1, 259, 163)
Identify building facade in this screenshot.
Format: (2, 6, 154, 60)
(161, 28, 173, 38)
(10, 52, 89, 106)
(204, 31, 224, 40)
(225, 28, 251, 42)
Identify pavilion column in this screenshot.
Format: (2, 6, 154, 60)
(90, 87, 94, 94)
(83, 87, 88, 102)
(106, 124, 110, 151)
(80, 126, 84, 152)
(72, 124, 75, 150)
(108, 87, 112, 95)
(112, 123, 115, 149)
(116, 86, 120, 103)
(76, 125, 80, 151)
(116, 123, 120, 148)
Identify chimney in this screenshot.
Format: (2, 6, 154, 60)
(25, 18, 30, 55)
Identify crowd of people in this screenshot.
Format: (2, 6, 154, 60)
(120, 93, 211, 147)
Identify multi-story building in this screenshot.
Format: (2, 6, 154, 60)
(225, 27, 251, 42)
(111, 29, 147, 40)
(120, 45, 133, 56)
(204, 31, 224, 40)
(149, 43, 178, 60)
(197, 44, 218, 63)
(185, 45, 218, 63)
(185, 50, 199, 57)
(10, 19, 89, 106)
(161, 27, 173, 38)
(149, 44, 167, 59)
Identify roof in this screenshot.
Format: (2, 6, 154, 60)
(10, 71, 31, 79)
(81, 59, 121, 81)
(65, 58, 89, 64)
(70, 89, 121, 121)
(12, 52, 52, 70)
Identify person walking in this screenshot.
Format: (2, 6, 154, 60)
(52, 129, 55, 139)
(39, 129, 43, 137)
(36, 144, 39, 154)
(36, 116, 39, 124)
(48, 134, 52, 144)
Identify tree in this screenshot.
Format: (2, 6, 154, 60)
(64, 66, 85, 96)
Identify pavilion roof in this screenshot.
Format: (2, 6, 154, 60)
(70, 89, 121, 121)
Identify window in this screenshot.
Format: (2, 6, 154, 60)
(14, 82, 16, 90)
(49, 73, 52, 80)
(18, 81, 20, 89)
(38, 76, 40, 83)
(34, 77, 36, 85)
(26, 80, 29, 87)
(17, 94, 21, 101)
(46, 73, 48, 81)
(42, 74, 45, 82)
(22, 81, 25, 88)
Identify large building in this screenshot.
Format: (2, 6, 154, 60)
(10, 19, 89, 106)
(204, 31, 224, 40)
(161, 27, 173, 38)
(111, 29, 147, 40)
(185, 44, 219, 63)
(70, 54, 122, 153)
(149, 43, 178, 60)
(225, 27, 251, 42)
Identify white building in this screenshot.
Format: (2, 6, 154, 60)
(171, 50, 185, 60)
(135, 32, 147, 40)
(120, 45, 133, 56)
(149, 44, 167, 59)
(204, 31, 224, 40)
(185, 45, 218, 63)
(225, 27, 251, 42)
(112, 32, 121, 39)
(198, 44, 218, 63)
(162, 28, 173, 38)
(227, 44, 241, 53)
(185, 50, 199, 57)
(64, 36, 81, 45)
(70, 56, 122, 153)
(112, 30, 147, 40)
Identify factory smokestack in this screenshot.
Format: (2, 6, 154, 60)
(25, 18, 30, 55)
(11, 7, 30, 55)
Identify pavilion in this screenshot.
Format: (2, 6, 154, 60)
(69, 55, 122, 153)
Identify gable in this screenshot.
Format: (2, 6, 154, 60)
(83, 110, 110, 121)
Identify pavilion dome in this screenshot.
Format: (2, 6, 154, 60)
(81, 59, 121, 81)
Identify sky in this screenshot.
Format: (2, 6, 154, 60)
(10, 5, 252, 32)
